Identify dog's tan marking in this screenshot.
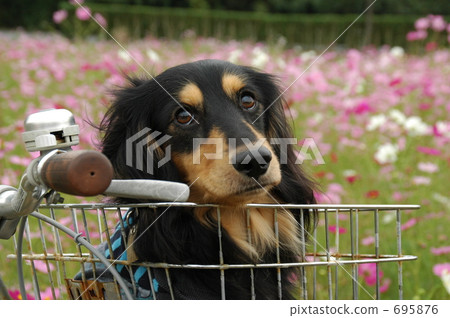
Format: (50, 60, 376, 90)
(233, 205, 302, 260)
(222, 73, 246, 99)
(171, 125, 294, 260)
(193, 201, 302, 260)
(172, 126, 280, 204)
(172, 127, 239, 202)
(178, 82, 203, 108)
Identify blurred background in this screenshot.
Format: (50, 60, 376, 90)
(0, 0, 449, 49)
(0, 0, 449, 300)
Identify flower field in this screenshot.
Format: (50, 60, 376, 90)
(0, 12, 449, 299)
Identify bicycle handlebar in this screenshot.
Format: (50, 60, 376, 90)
(40, 150, 113, 196)
(0, 150, 114, 239)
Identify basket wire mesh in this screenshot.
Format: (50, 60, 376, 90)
(7, 203, 419, 300)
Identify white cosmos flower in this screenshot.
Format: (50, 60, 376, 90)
(389, 109, 407, 125)
(436, 121, 450, 138)
(343, 169, 357, 177)
(312, 113, 324, 124)
(277, 58, 286, 69)
(390, 46, 405, 58)
(441, 270, 450, 295)
(382, 213, 396, 224)
(432, 193, 450, 206)
(228, 49, 242, 64)
(403, 116, 429, 136)
(251, 47, 269, 68)
(367, 114, 387, 131)
(374, 142, 398, 164)
(300, 50, 316, 61)
(118, 50, 131, 62)
(146, 49, 160, 62)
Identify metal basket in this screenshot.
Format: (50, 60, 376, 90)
(6, 203, 419, 300)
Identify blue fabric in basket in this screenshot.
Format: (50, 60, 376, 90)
(74, 209, 160, 300)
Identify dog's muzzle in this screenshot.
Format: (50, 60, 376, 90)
(233, 146, 272, 179)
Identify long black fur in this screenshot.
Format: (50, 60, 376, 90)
(99, 60, 316, 299)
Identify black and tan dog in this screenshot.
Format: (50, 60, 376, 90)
(99, 59, 316, 299)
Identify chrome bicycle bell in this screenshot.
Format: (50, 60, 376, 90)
(22, 109, 80, 153)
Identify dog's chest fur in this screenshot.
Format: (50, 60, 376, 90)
(194, 204, 302, 261)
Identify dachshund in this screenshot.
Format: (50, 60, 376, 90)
(99, 59, 316, 299)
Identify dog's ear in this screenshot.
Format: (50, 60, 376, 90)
(264, 92, 317, 232)
(98, 78, 182, 198)
(263, 80, 317, 199)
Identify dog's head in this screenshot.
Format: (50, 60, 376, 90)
(100, 59, 316, 206)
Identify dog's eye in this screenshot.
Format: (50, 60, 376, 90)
(241, 94, 256, 110)
(175, 109, 194, 125)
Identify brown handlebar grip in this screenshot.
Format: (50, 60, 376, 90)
(40, 150, 113, 196)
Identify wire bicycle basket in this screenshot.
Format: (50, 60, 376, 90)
(4, 202, 418, 300)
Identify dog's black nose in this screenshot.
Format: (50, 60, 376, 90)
(233, 146, 272, 178)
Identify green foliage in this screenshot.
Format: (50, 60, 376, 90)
(56, 2, 427, 49)
(1, 0, 449, 31)
(0, 0, 58, 29)
(89, 0, 450, 15)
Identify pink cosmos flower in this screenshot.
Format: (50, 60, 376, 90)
(417, 162, 439, 173)
(424, 212, 445, 221)
(412, 176, 431, 185)
(392, 191, 405, 202)
(328, 225, 347, 234)
(58, 216, 73, 226)
(433, 263, 450, 277)
(389, 78, 402, 87)
(94, 13, 107, 28)
(40, 287, 60, 300)
(353, 101, 373, 115)
(380, 165, 394, 175)
(75, 6, 91, 21)
(429, 15, 447, 32)
(401, 218, 417, 231)
(345, 175, 359, 184)
(358, 263, 380, 286)
(328, 183, 345, 194)
(8, 290, 35, 300)
(419, 103, 431, 110)
(406, 30, 427, 41)
(314, 191, 341, 204)
(20, 80, 36, 96)
(397, 137, 406, 151)
(431, 246, 450, 255)
(415, 30, 428, 39)
(9, 155, 32, 166)
(27, 260, 55, 273)
(357, 263, 391, 293)
(64, 95, 78, 108)
(361, 236, 375, 246)
(414, 17, 429, 30)
(416, 146, 441, 156)
(53, 10, 68, 24)
(379, 278, 391, 293)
